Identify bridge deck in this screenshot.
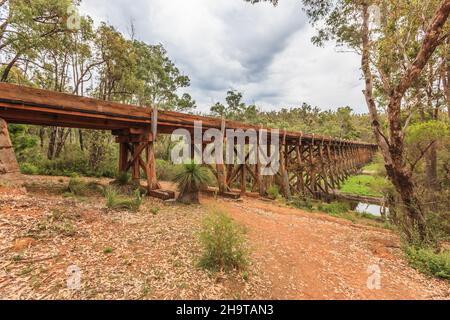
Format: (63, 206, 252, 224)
(0, 83, 375, 147)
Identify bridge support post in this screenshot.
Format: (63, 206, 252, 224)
(295, 137, 306, 197)
(113, 128, 168, 199)
(216, 117, 228, 194)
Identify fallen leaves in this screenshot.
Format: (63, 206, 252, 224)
(0, 177, 267, 299)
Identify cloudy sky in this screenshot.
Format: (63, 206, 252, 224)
(79, 0, 367, 113)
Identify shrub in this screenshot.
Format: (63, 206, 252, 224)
(318, 202, 350, 215)
(66, 177, 103, 197)
(289, 197, 314, 211)
(267, 185, 280, 199)
(404, 246, 450, 280)
(150, 207, 160, 215)
(17, 144, 118, 178)
(198, 210, 248, 272)
(115, 172, 131, 186)
(20, 163, 39, 175)
(104, 187, 142, 212)
(67, 177, 86, 196)
(156, 159, 178, 181)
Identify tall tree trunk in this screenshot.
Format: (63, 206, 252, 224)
(79, 129, 84, 151)
(47, 127, 57, 160)
(54, 128, 70, 158)
(360, 1, 450, 240)
(39, 127, 45, 148)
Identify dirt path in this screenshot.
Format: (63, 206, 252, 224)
(204, 197, 449, 299)
(0, 175, 448, 300)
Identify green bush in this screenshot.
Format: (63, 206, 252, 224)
(67, 177, 103, 196)
(156, 159, 178, 181)
(104, 187, 142, 212)
(198, 210, 248, 272)
(318, 202, 350, 215)
(20, 163, 39, 175)
(17, 144, 118, 178)
(267, 185, 280, 199)
(150, 207, 160, 215)
(68, 177, 85, 195)
(115, 172, 131, 186)
(404, 246, 450, 280)
(289, 196, 314, 211)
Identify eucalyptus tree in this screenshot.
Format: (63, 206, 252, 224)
(133, 41, 194, 111)
(0, 0, 74, 82)
(210, 90, 259, 123)
(246, 0, 450, 239)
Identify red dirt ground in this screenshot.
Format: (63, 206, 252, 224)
(0, 175, 449, 299)
(203, 197, 449, 299)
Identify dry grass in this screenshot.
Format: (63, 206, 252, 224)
(0, 177, 268, 299)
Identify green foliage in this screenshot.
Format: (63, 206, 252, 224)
(115, 172, 131, 186)
(8, 124, 38, 159)
(318, 202, 350, 215)
(150, 207, 160, 216)
(16, 138, 118, 179)
(210, 90, 259, 124)
(66, 177, 103, 197)
(104, 187, 142, 212)
(103, 247, 114, 254)
(289, 196, 314, 211)
(404, 246, 450, 280)
(20, 163, 39, 175)
(133, 41, 194, 111)
(340, 175, 390, 197)
(362, 155, 386, 176)
(210, 96, 374, 142)
(267, 185, 280, 199)
(174, 162, 211, 195)
(406, 121, 449, 147)
(155, 159, 178, 181)
(198, 210, 249, 272)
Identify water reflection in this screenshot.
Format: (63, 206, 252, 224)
(352, 202, 386, 217)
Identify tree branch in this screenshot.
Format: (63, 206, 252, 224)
(410, 141, 436, 172)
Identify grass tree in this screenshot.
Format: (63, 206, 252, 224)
(174, 162, 210, 204)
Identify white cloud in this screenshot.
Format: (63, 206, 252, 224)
(79, 0, 367, 113)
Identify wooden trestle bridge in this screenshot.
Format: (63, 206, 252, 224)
(0, 83, 377, 199)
